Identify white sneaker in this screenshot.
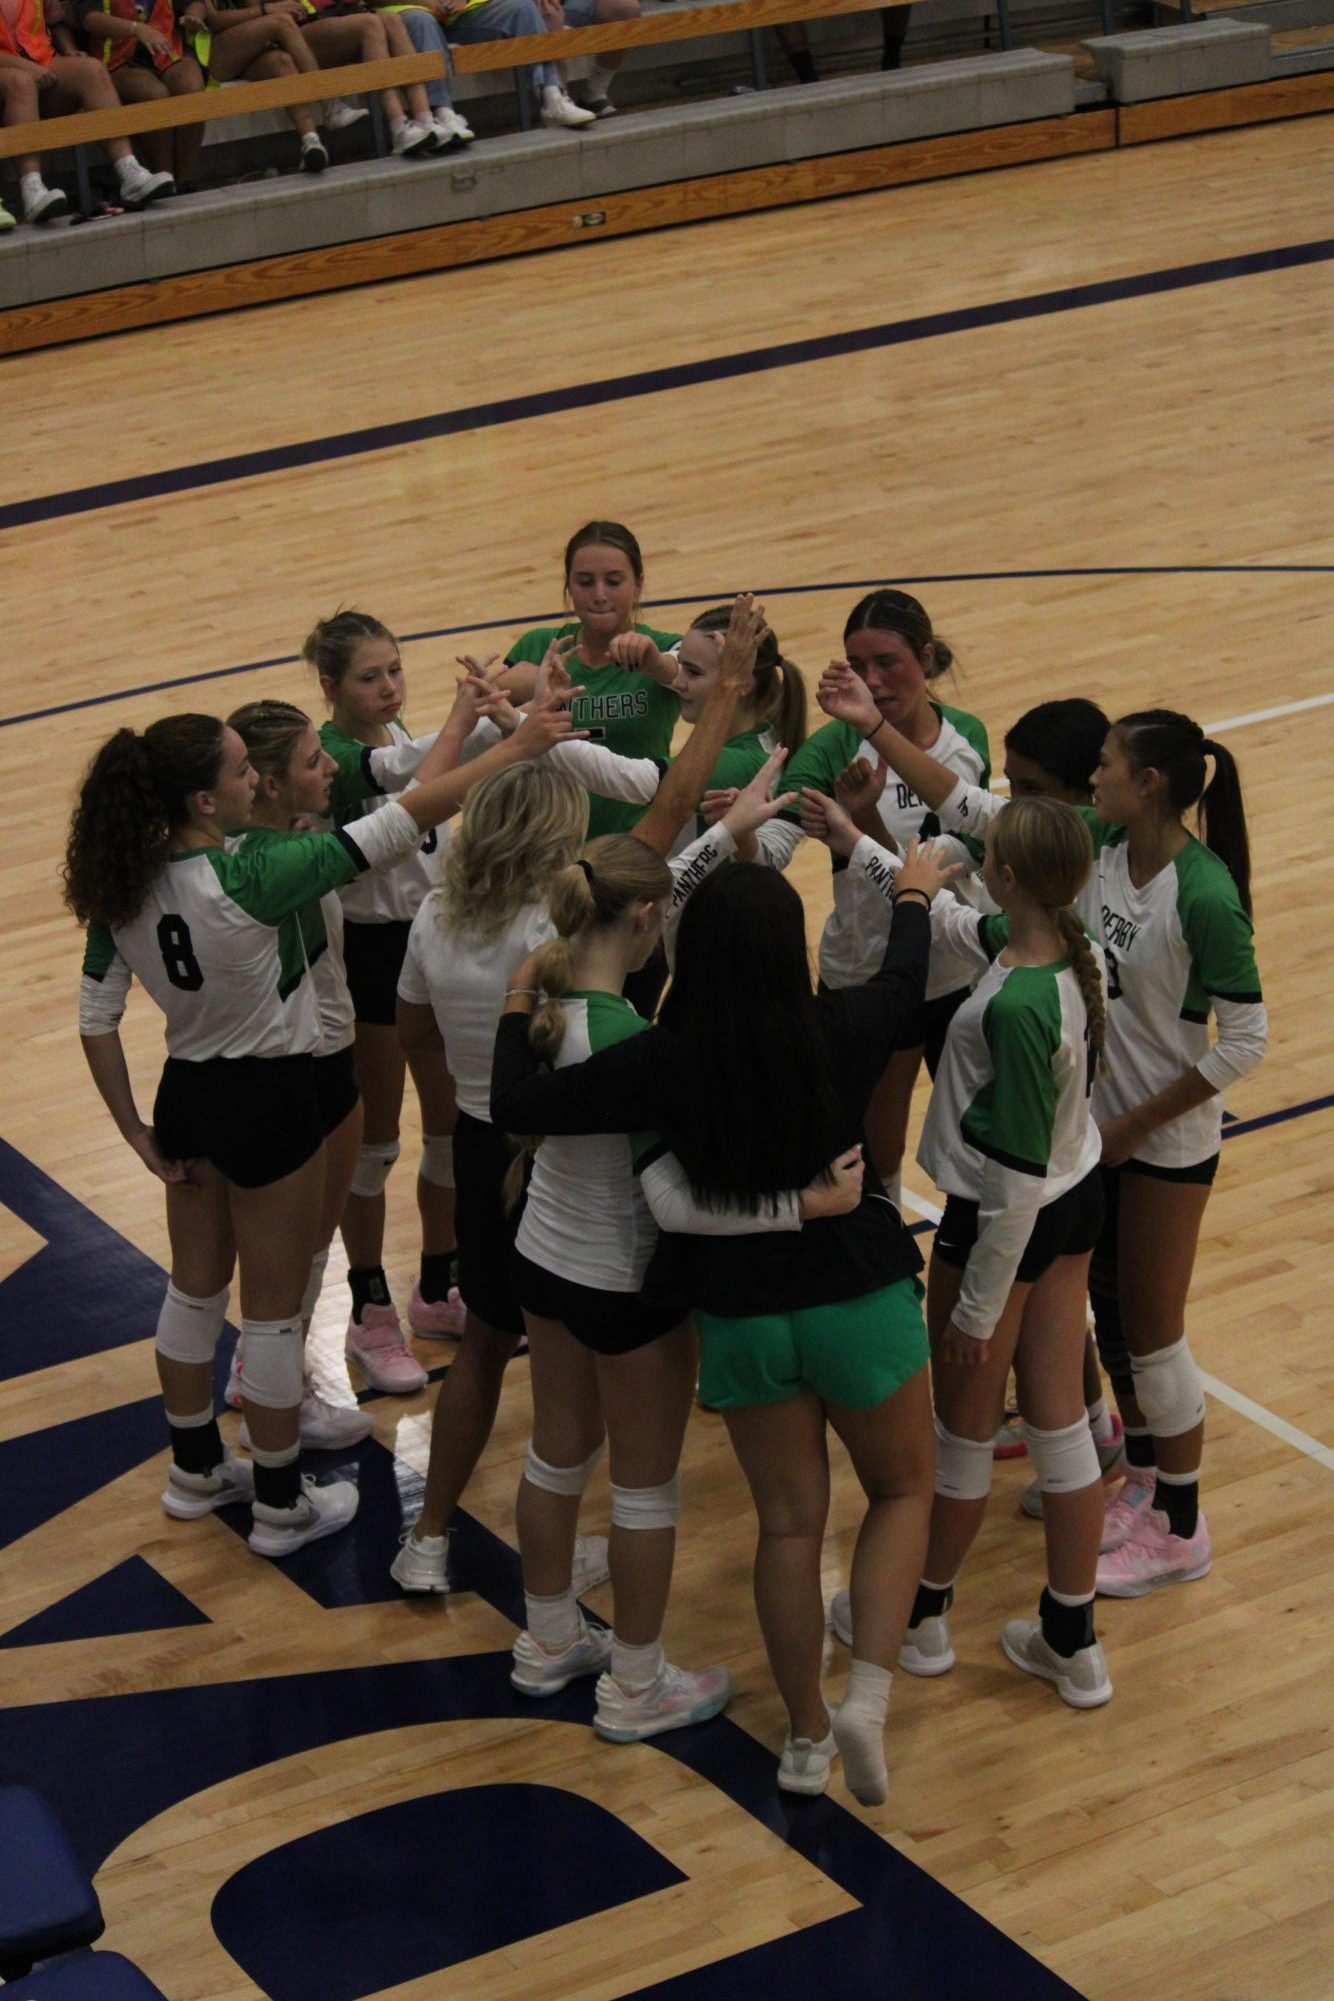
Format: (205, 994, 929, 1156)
(898, 1613, 955, 1677)
(512, 1616, 612, 1695)
(301, 133, 330, 174)
(324, 96, 369, 131)
(248, 1475, 359, 1558)
(392, 117, 436, 157)
(829, 1587, 852, 1648)
(1001, 1618, 1113, 1709)
(162, 1451, 254, 1520)
(778, 1728, 837, 1796)
(23, 183, 69, 226)
(593, 1660, 732, 1741)
(572, 1533, 610, 1596)
(0, 199, 15, 232)
(540, 87, 597, 129)
(430, 108, 473, 149)
(390, 1525, 449, 1594)
(239, 1376, 372, 1453)
(117, 161, 174, 208)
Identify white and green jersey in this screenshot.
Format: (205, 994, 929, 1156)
(237, 828, 356, 1055)
(78, 805, 419, 1060)
(320, 717, 445, 924)
(919, 934, 1103, 1341)
(936, 775, 1103, 937)
(1086, 821, 1265, 1168)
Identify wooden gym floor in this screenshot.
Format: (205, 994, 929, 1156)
(0, 113, 1331, 2001)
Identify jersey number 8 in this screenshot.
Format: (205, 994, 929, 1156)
(157, 914, 204, 992)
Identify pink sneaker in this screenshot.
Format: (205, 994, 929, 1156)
(345, 1303, 428, 1394)
(1096, 1507, 1211, 1597)
(1099, 1463, 1158, 1552)
(224, 1345, 245, 1410)
(593, 1661, 732, 1741)
(408, 1281, 467, 1341)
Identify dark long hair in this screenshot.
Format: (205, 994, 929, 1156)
(1005, 699, 1109, 800)
(1116, 709, 1252, 915)
(658, 865, 844, 1211)
(64, 715, 225, 929)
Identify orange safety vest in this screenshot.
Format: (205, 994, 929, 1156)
(0, 0, 55, 66)
(100, 0, 183, 70)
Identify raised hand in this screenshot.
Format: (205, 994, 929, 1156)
(818, 659, 880, 735)
(721, 745, 797, 842)
(799, 787, 860, 859)
(533, 634, 580, 708)
(894, 834, 963, 905)
(511, 682, 588, 758)
(834, 754, 890, 831)
(697, 787, 739, 827)
(716, 593, 768, 693)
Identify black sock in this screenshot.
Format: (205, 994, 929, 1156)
(909, 1581, 953, 1626)
(1154, 1477, 1198, 1539)
(418, 1250, 457, 1305)
(1123, 1429, 1157, 1470)
(789, 47, 817, 81)
(169, 1418, 223, 1474)
(349, 1266, 392, 1320)
(253, 1459, 303, 1511)
(1039, 1586, 1095, 1658)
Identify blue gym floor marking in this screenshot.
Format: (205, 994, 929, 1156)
(2, 236, 1330, 538)
(3, 566, 1331, 732)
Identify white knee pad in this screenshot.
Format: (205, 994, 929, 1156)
(523, 1441, 604, 1496)
(932, 1416, 994, 1502)
(419, 1133, 455, 1191)
(237, 1317, 305, 1409)
(349, 1139, 401, 1200)
(300, 1247, 331, 1325)
(1130, 1335, 1205, 1438)
(1023, 1416, 1101, 1494)
(155, 1282, 230, 1366)
(610, 1473, 681, 1531)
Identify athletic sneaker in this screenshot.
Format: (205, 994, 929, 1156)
(593, 1661, 732, 1741)
(22, 183, 68, 226)
(572, 1533, 611, 1596)
(224, 1348, 245, 1410)
(1095, 1508, 1212, 1597)
(324, 97, 369, 130)
(1098, 1462, 1158, 1552)
(1021, 1414, 1126, 1520)
(511, 1616, 612, 1695)
(391, 116, 436, 157)
(117, 161, 174, 209)
(993, 1407, 1027, 1459)
(301, 134, 330, 173)
(0, 200, 16, 232)
(778, 1728, 837, 1796)
(539, 86, 597, 129)
(898, 1614, 955, 1677)
(829, 1587, 853, 1649)
(430, 108, 474, 149)
(1001, 1619, 1113, 1708)
(162, 1451, 254, 1520)
(390, 1525, 450, 1594)
(346, 1303, 428, 1394)
(248, 1475, 359, 1558)
(408, 1281, 466, 1340)
(239, 1375, 373, 1452)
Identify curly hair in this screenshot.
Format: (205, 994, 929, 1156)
(63, 715, 225, 930)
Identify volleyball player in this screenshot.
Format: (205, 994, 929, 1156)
(809, 789, 1113, 1706)
(67, 699, 575, 1557)
(759, 590, 990, 1214)
(308, 610, 474, 1395)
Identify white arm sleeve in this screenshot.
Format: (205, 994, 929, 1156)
(848, 835, 994, 971)
(367, 733, 438, 791)
(459, 717, 503, 765)
(951, 1154, 1046, 1342)
(79, 954, 132, 1037)
(639, 1152, 801, 1235)
(938, 775, 1006, 838)
(550, 739, 662, 803)
(1196, 998, 1268, 1093)
(340, 800, 423, 873)
(754, 818, 803, 870)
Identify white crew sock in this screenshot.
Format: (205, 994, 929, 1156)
(611, 1634, 664, 1692)
(833, 1658, 892, 1806)
(524, 1588, 580, 1653)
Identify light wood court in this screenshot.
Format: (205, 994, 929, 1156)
(1, 112, 1331, 2001)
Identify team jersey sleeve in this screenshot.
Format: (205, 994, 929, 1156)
(491, 1012, 666, 1136)
(637, 1151, 801, 1235)
(78, 923, 132, 1036)
(368, 732, 437, 791)
(777, 720, 861, 822)
(937, 775, 1006, 840)
(952, 982, 1060, 1341)
(1178, 868, 1267, 1092)
(668, 823, 737, 910)
(549, 739, 665, 803)
(754, 818, 803, 870)
(218, 808, 415, 925)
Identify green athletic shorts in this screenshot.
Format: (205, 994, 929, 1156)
(695, 1277, 928, 1411)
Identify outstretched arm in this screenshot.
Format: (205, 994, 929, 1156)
(634, 595, 768, 857)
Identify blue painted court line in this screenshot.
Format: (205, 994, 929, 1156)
(1220, 1090, 1333, 1140)
(3, 235, 1330, 536)
(4, 564, 1330, 731)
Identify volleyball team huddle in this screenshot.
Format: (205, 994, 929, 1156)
(66, 519, 1265, 1807)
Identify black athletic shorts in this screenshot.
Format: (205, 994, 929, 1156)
(933, 1163, 1105, 1285)
(153, 1054, 323, 1189)
(314, 1045, 360, 1137)
(512, 1251, 687, 1356)
(454, 1110, 525, 1338)
(342, 917, 413, 1028)
(1113, 1152, 1220, 1187)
